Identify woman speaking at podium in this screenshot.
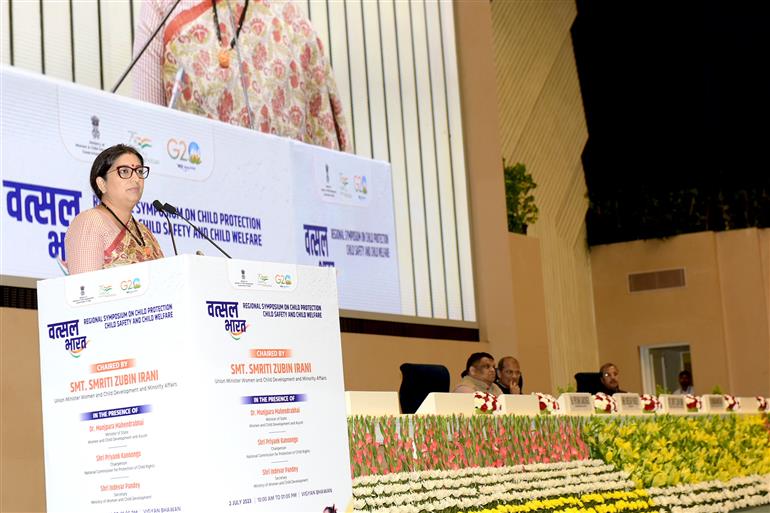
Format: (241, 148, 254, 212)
(65, 145, 164, 275)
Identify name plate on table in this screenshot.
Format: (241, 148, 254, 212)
(736, 396, 768, 414)
(700, 394, 726, 413)
(614, 393, 643, 415)
(557, 393, 593, 416)
(496, 394, 540, 416)
(416, 393, 475, 415)
(659, 395, 687, 414)
(345, 391, 400, 416)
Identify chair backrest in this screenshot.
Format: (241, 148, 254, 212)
(574, 372, 603, 394)
(399, 363, 451, 414)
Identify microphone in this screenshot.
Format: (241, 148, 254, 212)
(162, 202, 232, 259)
(153, 199, 178, 256)
(110, 0, 183, 93)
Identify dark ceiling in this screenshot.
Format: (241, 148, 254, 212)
(571, 0, 770, 244)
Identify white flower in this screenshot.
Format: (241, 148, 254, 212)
(723, 394, 739, 411)
(684, 394, 702, 411)
(593, 392, 617, 413)
(640, 393, 660, 413)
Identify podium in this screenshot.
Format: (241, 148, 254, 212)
(36, 255, 351, 512)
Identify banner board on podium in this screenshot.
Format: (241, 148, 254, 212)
(37, 255, 351, 512)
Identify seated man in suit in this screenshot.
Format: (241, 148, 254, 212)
(453, 352, 503, 396)
(495, 356, 523, 394)
(598, 362, 626, 395)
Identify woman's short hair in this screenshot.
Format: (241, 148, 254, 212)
(89, 144, 144, 199)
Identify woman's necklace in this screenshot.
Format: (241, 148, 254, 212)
(101, 203, 146, 248)
(212, 0, 250, 69)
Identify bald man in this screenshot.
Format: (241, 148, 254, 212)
(495, 356, 522, 394)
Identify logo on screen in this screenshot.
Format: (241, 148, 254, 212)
(354, 175, 368, 194)
(128, 131, 152, 150)
(303, 224, 330, 258)
(91, 116, 100, 140)
(167, 139, 202, 165)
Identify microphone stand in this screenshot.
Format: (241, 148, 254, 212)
(163, 203, 232, 258)
(110, 0, 183, 93)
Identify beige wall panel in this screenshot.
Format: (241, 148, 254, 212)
(453, 1, 517, 355)
(492, 0, 597, 391)
(491, 0, 576, 154)
(590, 232, 732, 395)
(716, 229, 770, 395)
(762, 229, 770, 354)
(1, 307, 46, 513)
(508, 233, 552, 394)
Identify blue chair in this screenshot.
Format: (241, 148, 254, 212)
(398, 363, 450, 414)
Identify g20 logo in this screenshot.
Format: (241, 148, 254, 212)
(167, 139, 202, 164)
(275, 274, 292, 286)
(120, 278, 141, 291)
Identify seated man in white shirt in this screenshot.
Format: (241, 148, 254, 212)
(673, 370, 694, 395)
(453, 352, 503, 396)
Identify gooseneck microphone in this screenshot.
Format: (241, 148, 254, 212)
(152, 200, 178, 256)
(110, 0, 183, 93)
(162, 202, 232, 258)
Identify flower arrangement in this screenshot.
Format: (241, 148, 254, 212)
(648, 474, 770, 512)
(474, 391, 499, 414)
(347, 414, 588, 477)
(350, 459, 654, 513)
(640, 394, 660, 414)
(535, 392, 559, 415)
(593, 392, 617, 414)
(583, 414, 770, 488)
(756, 396, 768, 412)
(723, 394, 738, 412)
(684, 394, 702, 413)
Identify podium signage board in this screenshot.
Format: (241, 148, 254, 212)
(37, 255, 351, 512)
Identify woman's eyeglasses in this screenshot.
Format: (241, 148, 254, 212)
(109, 165, 150, 179)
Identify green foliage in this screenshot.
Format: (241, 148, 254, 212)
(586, 184, 770, 246)
(711, 384, 724, 395)
(655, 384, 671, 396)
(557, 383, 577, 394)
(503, 161, 538, 234)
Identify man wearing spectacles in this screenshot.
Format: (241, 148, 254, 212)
(65, 144, 164, 274)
